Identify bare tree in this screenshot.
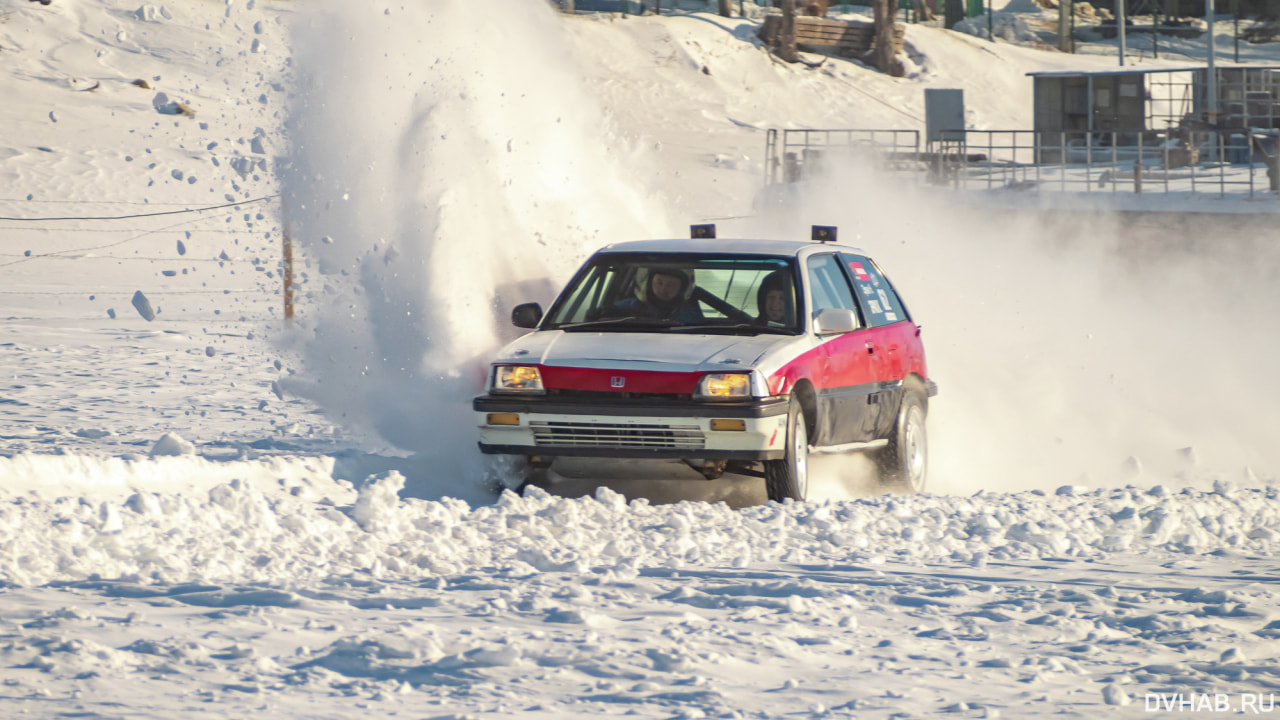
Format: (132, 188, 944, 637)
(871, 0, 904, 77)
(718, 0, 732, 17)
(778, 0, 798, 63)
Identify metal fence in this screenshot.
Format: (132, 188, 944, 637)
(936, 129, 1277, 198)
(764, 128, 923, 185)
(764, 127, 1280, 200)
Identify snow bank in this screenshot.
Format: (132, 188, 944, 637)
(4, 472, 1278, 587)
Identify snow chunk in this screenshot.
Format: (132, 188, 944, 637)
(134, 5, 173, 22)
(1101, 683, 1130, 706)
(73, 428, 112, 439)
(646, 648, 693, 672)
(351, 471, 405, 532)
(150, 432, 195, 457)
(1220, 648, 1248, 664)
(544, 608, 608, 627)
(130, 290, 156, 321)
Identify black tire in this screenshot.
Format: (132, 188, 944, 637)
(877, 390, 927, 493)
(764, 399, 809, 502)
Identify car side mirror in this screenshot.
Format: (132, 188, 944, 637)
(813, 308, 857, 335)
(511, 302, 543, 329)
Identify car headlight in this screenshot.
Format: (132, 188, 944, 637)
(695, 372, 764, 401)
(491, 365, 545, 395)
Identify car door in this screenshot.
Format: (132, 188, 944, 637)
(840, 253, 917, 437)
(804, 253, 878, 445)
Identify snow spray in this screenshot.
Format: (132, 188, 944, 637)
(745, 161, 1280, 495)
(281, 0, 669, 502)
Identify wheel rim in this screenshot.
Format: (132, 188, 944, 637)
(903, 405, 926, 492)
(793, 414, 809, 499)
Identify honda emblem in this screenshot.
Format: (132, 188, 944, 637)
(611, 376, 626, 389)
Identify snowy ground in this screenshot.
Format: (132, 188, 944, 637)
(3, 0, 1280, 717)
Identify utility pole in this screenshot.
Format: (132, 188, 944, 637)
(1153, 0, 1159, 59)
(1118, 0, 1126, 66)
(1234, 0, 1240, 63)
(282, 226, 295, 323)
(1058, 0, 1072, 53)
(1207, 0, 1217, 127)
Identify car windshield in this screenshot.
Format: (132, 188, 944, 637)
(544, 253, 801, 334)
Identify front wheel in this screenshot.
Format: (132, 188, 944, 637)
(877, 390, 927, 493)
(764, 399, 809, 502)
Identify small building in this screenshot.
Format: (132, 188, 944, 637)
(1028, 66, 1280, 161)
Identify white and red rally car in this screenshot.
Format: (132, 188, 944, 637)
(474, 225, 936, 502)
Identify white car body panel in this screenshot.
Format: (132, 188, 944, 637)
(492, 330, 818, 379)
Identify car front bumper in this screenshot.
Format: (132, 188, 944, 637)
(474, 395, 790, 461)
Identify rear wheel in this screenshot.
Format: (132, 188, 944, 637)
(877, 390, 927, 493)
(764, 399, 809, 502)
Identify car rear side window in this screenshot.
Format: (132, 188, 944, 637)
(841, 253, 907, 327)
(805, 254, 860, 322)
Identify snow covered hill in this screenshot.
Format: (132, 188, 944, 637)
(2, 0, 1280, 717)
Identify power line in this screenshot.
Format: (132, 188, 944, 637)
(0, 198, 222, 207)
(0, 254, 256, 262)
(0, 290, 267, 296)
(0, 194, 279, 222)
(0, 208, 247, 269)
(0, 226, 270, 234)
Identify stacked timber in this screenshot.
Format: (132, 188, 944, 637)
(759, 15, 904, 59)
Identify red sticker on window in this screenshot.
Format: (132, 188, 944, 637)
(849, 262, 870, 281)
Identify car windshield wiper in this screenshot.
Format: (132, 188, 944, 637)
(555, 316, 677, 331)
(667, 323, 794, 335)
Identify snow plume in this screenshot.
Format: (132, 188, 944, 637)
(280, 0, 669, 501)
(747, 162, 1280, 496)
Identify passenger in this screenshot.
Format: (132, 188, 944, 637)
(756, 270, 795, 328)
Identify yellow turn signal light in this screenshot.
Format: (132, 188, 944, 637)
(710, 419, 746, 432)
(486, 413, 520, 426)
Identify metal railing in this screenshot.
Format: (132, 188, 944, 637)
(764, 126, 1279, 200)
(765, 128, 921, 186)
(935, 129, 1276, 199)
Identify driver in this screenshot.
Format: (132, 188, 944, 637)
(612, 267, 704, 323)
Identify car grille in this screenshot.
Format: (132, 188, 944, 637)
(529, 421, 705, 450)
(546, 389, 692, 402)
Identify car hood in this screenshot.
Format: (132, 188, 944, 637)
(492, 330, 790, 373)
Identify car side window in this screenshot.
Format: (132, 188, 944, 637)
(841, 253, 907, 327)
(805, 254, 861, 324)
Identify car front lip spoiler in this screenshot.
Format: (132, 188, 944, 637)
(477, 444, 785, 461)
(473, 395, 791, 419)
